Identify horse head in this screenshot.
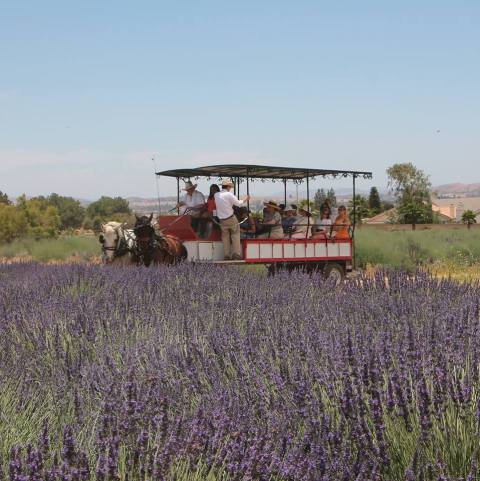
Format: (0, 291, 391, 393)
(100, 222, 124, 264)
(133, 213, 156, 260)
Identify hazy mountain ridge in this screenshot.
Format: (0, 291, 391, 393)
(433, 183, 480, 195)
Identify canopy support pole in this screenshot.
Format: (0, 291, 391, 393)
(246, 168, 250, 211)
(176, 177, 180, 215)
(283, 179, 287, 207)
(306, 174, 310, 233)
(352, 174, 357, 269)
(306, 174, 310, 210)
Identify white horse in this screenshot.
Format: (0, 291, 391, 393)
(99, 222, 136, 265)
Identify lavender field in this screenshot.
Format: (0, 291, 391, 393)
(1, 263, 480, 480)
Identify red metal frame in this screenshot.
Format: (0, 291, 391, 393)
(158, 215, 353, 264)
(241, 238, 352, 263)
(158, 215, 221, 241)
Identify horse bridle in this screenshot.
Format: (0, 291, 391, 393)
(100, 226, 130, 258)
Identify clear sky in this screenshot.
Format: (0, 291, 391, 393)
(1, 0, 479, 199)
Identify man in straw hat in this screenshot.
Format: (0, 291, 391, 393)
(176, 180, 206, 236)
(214, 179, 250, 260)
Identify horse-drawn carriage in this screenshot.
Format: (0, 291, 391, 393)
(155, 164, 372, 280)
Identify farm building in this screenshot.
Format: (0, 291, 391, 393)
(365, 207, 457, 224)
(432, 197, 480, 223)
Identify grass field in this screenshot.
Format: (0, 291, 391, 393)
(0, 235, 99, 261)
(1, 228, 479, 277)
(355, 228, 480, 276)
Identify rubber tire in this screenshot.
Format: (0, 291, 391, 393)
(323, 262, 345, 284)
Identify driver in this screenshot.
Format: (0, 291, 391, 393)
(176, 180, 207, 236)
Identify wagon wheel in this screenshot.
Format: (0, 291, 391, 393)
(324, 262, 345, 284)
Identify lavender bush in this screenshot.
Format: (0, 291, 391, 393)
(1, 262, 480, 480)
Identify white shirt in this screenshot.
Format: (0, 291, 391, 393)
(293, 215, 312, 235)
(180, 190, 205, 213)
(214, 190, 244, 219)
(317, 218, 332, 231)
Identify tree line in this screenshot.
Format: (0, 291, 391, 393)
(310, 162, 477, 228)
(310, 186, 393, 221)
(0, 193, 132, 243)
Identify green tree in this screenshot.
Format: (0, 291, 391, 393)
(348, 195, 371, 224)
(0, 191, 10, 205)
(398, 201, 431, 230)
(387, 163, 433, 227)
(16, 195, 61, 239)
(461, 210, 477, 229)
(86, 196, 131, 219)
(0, 204, 28, 242)
(327, 188, 337, 207)
(313, 189, 327, 212)
(47, 193, 86, 230)
(381, 200, 395, 212)
(368, 187, 381, 213)
(298, 199, 314, 212)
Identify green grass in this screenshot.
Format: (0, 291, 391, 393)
(355, 227, 480, 271)
(0, 235, 99, 261)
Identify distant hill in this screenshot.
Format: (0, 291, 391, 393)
(433, 183, 480, 197)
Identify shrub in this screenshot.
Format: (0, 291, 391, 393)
(0, 204, 29, 242)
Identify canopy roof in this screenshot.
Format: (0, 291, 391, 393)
(156, 164, 372, 181)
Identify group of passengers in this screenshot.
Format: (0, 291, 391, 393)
(176, 179, 351, 260)
(236, 200, 351, 240)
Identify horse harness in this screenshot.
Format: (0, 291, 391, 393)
(133, 223, 182, 262)
(100, 227, 134, 259)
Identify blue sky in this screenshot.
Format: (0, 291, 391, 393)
(1, 0, 479, 199)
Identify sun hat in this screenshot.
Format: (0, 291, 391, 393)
(283, 205, 296, 212)
(263, 200, 281, 211)
(298, 207, 312, 217)
(183, 180, 197, 191)
(221, 179, 234, 187)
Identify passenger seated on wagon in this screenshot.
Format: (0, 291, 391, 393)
(256, 201, 284, 239)
(203, 184, 220, 237)
(282, 205, 297, 232)
(332, 205, 351, 239)
(311, 206, 332, 239)
(176, 180, 207, 237)
(206, 184, 220, 217)
(287, 207, 313, 239)
(237, 207, 256, 239)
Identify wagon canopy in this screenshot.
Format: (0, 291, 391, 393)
(156, 164, 372, 181)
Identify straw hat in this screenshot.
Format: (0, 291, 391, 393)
(221, 179, 234, 188)
(183, 180, 197, 191)
(263, 200, 281, 211)
(298, 207, 312, 217)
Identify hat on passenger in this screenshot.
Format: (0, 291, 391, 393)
(263, 200, 281, 210)
(183, 180, 197, 191)
(284, 205, 296, 212)
(298, 207, 312, 217)
(221, 179, 234, 188)
(290, 204, 298, 210)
